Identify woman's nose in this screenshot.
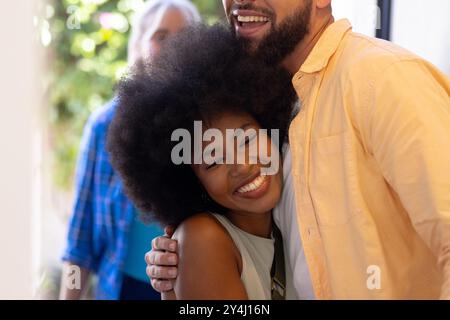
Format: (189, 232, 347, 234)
(229, 162, 253, 178)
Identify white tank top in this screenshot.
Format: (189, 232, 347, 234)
(212, 213, 297, 300)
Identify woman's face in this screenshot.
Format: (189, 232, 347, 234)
(192, 111, 283, 216)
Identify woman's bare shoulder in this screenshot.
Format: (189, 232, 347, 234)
(173, 213, 235, 250)
(172, 213, 246, 299)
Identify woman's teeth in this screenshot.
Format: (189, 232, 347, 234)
(237, 15, 269, 23)
(237, 175, 266, 194)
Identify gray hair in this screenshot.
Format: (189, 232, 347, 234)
(128, 0, 201, 64)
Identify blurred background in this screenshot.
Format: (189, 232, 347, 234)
(0, 0, 448, 299)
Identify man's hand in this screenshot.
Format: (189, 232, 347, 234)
(145, 226, 179, 293)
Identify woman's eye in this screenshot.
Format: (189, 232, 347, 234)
(206, 162, 217, 170)
(156, 35, 166, 42)
(241, 133, 256, 147)
(153, 33, 168, 43)
(206, 156, 224, 170)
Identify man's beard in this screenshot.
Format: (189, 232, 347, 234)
(233, 1, 312, 66)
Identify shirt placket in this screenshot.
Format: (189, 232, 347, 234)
(290, 72, 332, 299)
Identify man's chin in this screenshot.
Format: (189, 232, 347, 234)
(238, 38, 260, 55)
(231, 21, 267, 46)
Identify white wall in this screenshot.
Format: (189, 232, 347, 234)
(333, 0, 450, 74)
(332, 0, 378, 37)
(391, 0, 450, 75)
(0, 1, 42, 299)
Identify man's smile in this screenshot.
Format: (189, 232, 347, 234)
(232, 9, 272, 39)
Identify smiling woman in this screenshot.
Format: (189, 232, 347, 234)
(107, 24, 295, 227)
(107, 24, 297, 300)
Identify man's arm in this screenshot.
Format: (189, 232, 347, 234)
(364, 59, 450, 299)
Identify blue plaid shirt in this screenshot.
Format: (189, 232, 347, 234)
(62, 100, 160, 299)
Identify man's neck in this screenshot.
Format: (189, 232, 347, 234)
(282, 15, 335, 75)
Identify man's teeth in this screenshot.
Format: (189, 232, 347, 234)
(237, 175, 266, 194)
(237, 15, 269, 23)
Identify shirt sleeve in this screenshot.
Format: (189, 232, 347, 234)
(62, 114, 101, 272)
(366, 59, 450, 299)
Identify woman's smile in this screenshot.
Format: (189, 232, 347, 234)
(233, 171, 271, 200)
(191, 111, 283, 216)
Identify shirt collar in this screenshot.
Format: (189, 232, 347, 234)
(295, 19, 352, 76)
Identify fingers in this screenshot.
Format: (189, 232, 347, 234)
(152, 236, 178, 252)
(146, 265, 177, 293)
(145, 251, 178, 266)
(146, 234, 179, 293)
(164, 225, 175, 237)
(151, 278, 174, 293)
(146, 265, 178, 279)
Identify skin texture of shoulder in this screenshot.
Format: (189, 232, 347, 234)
(167, 213, 247, 300)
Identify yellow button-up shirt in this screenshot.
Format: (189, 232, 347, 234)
(289, 19, 450, 299)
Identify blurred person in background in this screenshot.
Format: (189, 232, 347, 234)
(59, 0, 201, 300)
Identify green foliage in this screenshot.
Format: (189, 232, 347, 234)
(191, 0, 225, 23)
(48, 0, 222, 190)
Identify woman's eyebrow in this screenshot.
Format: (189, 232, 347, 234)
(239, 123, 253, 130)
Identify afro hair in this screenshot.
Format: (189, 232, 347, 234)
(107, 24, 296, 227)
